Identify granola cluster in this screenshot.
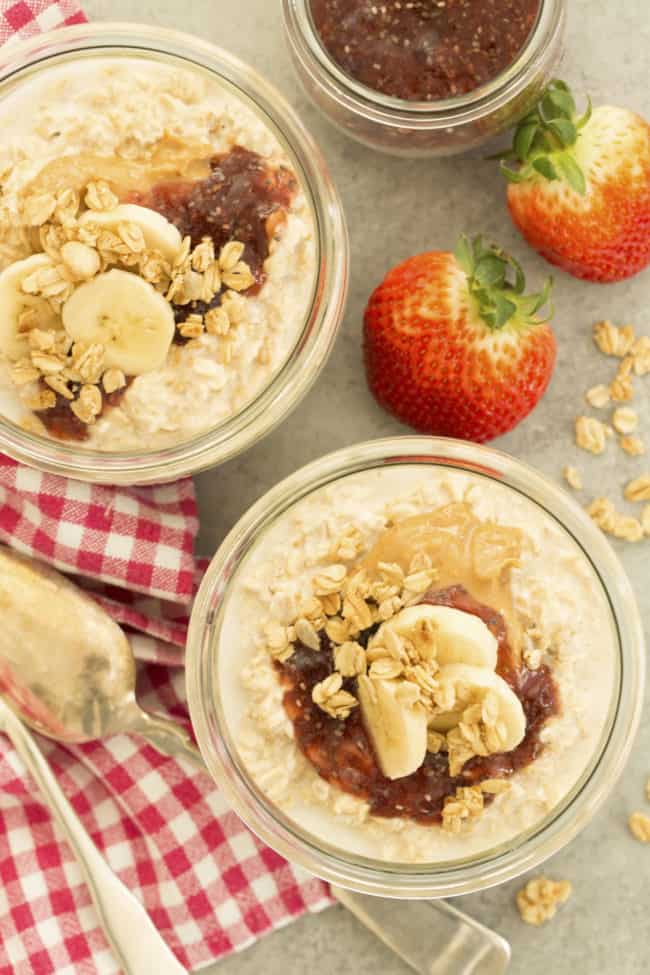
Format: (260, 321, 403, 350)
(516, 876, 572, 925)
(6, 181, 252, 432)
(566, 320, 650, 542)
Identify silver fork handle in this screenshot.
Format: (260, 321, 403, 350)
(0, 701, 187, 975)
(333, 887, 511, 975)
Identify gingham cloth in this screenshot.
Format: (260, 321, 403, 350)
(0, 5, 332, 972)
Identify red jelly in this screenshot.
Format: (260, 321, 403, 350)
(277, 585, 559, 825)
(310, 0, 541, 102)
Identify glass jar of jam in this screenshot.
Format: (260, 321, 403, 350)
(283, 0, 566, 157)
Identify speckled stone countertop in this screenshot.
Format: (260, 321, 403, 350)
(85, 1, 650, 971)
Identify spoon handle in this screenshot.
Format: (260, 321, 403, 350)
(126, 707, 207, 772)
(0, 701, 188, 975)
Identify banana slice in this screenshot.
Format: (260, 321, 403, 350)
(371, 604, 498, 670)
(430, 663, 526, 751)
(0, 254, 61, 360)
(357, 675, 427, 780)
(62, 269, 175, 375)
(79, 204, 182, 260)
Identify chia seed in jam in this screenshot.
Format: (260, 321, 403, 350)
(310, 0, 541, 102)
(36, 379, 133, 442)
(129, 145, 298, 294)
(277, 585, 559, 825)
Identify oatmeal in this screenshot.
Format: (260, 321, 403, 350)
(219, 466, 616, 863)
(0, 59, 316, 449)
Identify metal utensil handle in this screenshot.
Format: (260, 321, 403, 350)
(0, 702, 188, 975)
(333, 887, 511, 975)
(125, 707, 207, 771)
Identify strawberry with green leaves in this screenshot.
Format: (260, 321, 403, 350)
(500, 80, 650, 283)
(363, 236, 556, 443)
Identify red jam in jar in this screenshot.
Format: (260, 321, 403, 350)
(309, 0, 542, 102)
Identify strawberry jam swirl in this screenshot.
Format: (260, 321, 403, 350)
(276, 585, 559, 825)
(38, 146, 298, 440)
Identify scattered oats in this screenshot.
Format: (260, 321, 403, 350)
(562, 466, 582, 491)
(620, 435, 645, 456)
(612, 406, 638, 435)
(624, 474, 650, 502)
(102, 368, 126, 395)
(516, 877, 572, 925)
(60, 240, 100, 281)
(609, 365, 634, 403)
(178, 314, 205, 339)
(204, 306, 230, 336)
(628, 812, 650, 843)
(593, 320, 635, 357)
(575, 416, 609, 455)
(632, 336, 650, 376)
(585, 384, 611, 409)
(70, 383, 102, 424)
(294, 617, 321, 651)
(10, 360, 40, 386)
(586, 497, 618, 533)
(22, 192, 56, 227)
(85, 180, 119, 211)
(219, 241, 246, 271)
(642, 505, 650, 536)
(610, 514, 643, 542)
(44, 374, 73, 400)
(23, 387, 56, 411)
(480, 778, 511, 794)
(334, 641, 366, 677)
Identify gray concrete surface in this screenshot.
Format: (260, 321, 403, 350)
(84, 1, 650, 972)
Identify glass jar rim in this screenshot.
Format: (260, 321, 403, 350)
(0, 22, 348, 485)
(283, 0, 565, 124)
(187, 436, 645, 898)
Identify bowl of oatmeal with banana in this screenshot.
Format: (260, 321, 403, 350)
(0, 24, 347, 483)
(188, 438, 644, 897)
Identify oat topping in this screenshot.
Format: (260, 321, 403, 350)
(312, 672, 358, 719)
(628, 811, 650, 843)
(516, 876, 572, 925)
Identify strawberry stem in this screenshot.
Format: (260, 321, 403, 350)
(496, 80, 590, 195)
(454, 235, 553, 330)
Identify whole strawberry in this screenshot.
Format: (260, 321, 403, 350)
(363, 236, 556, 443)
(500, 80, 650, 283)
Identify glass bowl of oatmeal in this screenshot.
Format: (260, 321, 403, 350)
(187, 437, 645, 898)
(283, 0, 566, 156)
(0, 24, 347, 484)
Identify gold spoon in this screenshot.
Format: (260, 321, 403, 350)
(0, 545, 202, 768)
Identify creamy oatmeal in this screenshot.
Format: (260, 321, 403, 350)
(219, 466, 616, 863)
(0, 59, 316, 449)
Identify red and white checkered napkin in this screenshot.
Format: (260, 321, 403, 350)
(0, 10, 331, 971)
